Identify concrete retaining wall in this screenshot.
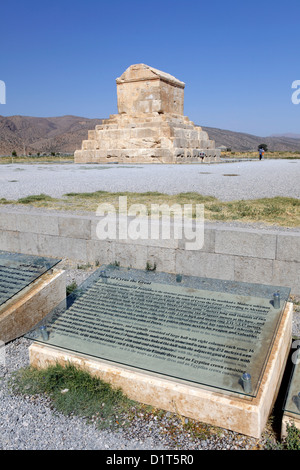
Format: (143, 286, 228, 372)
(0, 209, 299, 294)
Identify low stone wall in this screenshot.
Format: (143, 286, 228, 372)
(0, 208, 299, 294)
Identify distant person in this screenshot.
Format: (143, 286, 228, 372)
(259, 148, 264, 160)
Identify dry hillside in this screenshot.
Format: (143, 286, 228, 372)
(0, 115, 299, 155)
(202, 126, 300, 152)
(0, 115, 103, 155)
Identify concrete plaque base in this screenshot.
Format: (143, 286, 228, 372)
(28, 301, 292, 439)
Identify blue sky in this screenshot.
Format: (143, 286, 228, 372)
(1, 0, 299, 136)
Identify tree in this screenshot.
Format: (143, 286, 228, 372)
(258, 143, 268, 152)
(11, 150, 17, 157)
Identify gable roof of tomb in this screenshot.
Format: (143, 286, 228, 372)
(116, 63, 185, 88)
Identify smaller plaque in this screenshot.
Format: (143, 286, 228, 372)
(0, 251, 61, 306)
(283, 346, 300, 416)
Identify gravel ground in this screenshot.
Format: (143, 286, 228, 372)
(0, 159, 299, 201)
(0, 263, 299, 451)
(0, 338, 266, 451)
(0, 337, 167, 451)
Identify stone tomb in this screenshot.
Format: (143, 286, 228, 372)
(74, 64, 220, 164)
(0, 251, 66, 343)
(27, 266, 292, 438)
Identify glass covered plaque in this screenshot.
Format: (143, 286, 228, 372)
(25, 265, 290, 398)
(283, 346, 300, 416)
(0, 251, 61, 306)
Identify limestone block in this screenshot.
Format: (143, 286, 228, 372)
(174, 149, 185, 159)
(178, 226, 215, 252)
(112, 219, 180, 249)
(215, 229, 277, 260)
(0, 229, 20, 252)
(146, 246, 176, 273)
(37, 234, 65, 259)
(116, 64, 185, 116)
(37, 234, 88, 262)
(190, 138, 200, 148)
(234, 257, 274, 285)
(160, 125, 172, 138)
(130, 127, 157, 139)
(16, 213, 59, 236)
(272, 260, 300, 293)
(63, 237, 89, 263)
(276, 233, 300, 263)
(114, 242, 148, 270)
(0, 212, 17, 231)
(160, 79, 184, 115)
(173, 138, 188, 148)
(159, 137, 171, 148)
(173, 128, 186, 139)
(151, 100, 162, 113)
(86, 240, 115, 265)
(58, 216, 91, 240)
(199, 140, 209, 148)
(19, 232, 39, 255)
(198, 130, 209, 140)
(175, 250, 235, 280)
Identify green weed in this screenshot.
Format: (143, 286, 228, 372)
(17, 194, 56, 204)
(10, 363, 136, 430)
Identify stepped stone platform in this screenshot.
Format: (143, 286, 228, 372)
(74, 64, 220, 164)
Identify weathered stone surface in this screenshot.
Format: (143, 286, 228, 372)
(116, 63, 185, 115)
(74, 64, 220, 164)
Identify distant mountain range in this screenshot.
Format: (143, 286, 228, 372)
(270, 133, 300, 139)
(0, 115, 299, 155)
(0, 115, 104, 156)
(201, 126, 300, 152)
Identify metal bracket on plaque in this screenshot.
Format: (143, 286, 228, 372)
(241, 373, 252, 394)
(273, 292, 280, 309)
(40, 325, 49, 341)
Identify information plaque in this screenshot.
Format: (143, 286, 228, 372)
(0, 251, 61, 306)
(283, 350, 300, 416)
(26, 265, 290, 398)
